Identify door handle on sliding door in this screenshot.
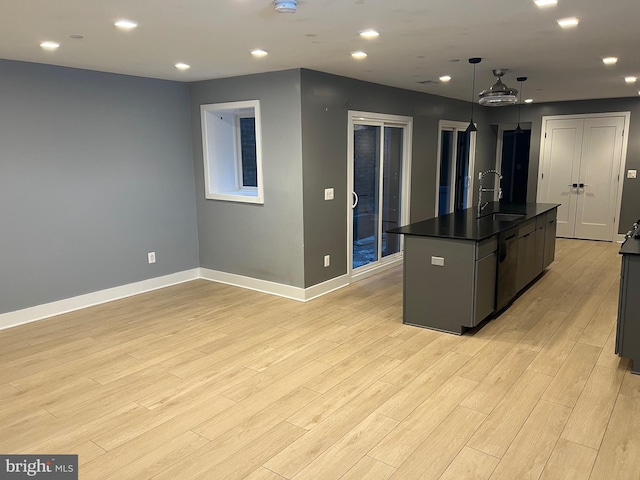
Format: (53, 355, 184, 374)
(352, 192, 359, 209)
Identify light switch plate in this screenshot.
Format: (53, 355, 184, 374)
(431, 256, 445, 266)
(628, 170, 637, 179)
(324, 188, 334, 200)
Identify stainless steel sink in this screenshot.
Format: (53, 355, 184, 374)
(491, 213, 525, 222)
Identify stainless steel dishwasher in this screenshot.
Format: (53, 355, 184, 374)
(496, 226, 519, 311)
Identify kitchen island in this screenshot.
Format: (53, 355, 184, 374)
(388, 202, 559, 334)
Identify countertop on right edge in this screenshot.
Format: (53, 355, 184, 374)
(620, 236, 640, 255)
(387, 202, 560, 241)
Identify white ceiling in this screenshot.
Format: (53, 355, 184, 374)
(2, 0, 640, 104)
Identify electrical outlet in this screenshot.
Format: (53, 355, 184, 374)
(148, 252, 156, 264)
(324, 188, 334, 201)
(431, 256, 445, 266)
(628, 169, 637, 179)
(324, 255, 330, 267)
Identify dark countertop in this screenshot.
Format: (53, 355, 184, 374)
(388, 202, 560, 241)
(620, 237, 640, 255)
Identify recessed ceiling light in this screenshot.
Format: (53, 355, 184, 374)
(359, 29, 379, 39)
(351, 51, 367, 59)
(175, 63, 190, 70)
(439, 75, 452, 82)
(524, 99, 534, 103)
(69, 34, 84, 40)
(557, 17, 579, 28)
(251, 49, 268, 57)
(534, 0, 558, 7)
(602, 57, 618, 65)
(625, 76, 637, 84)
(40, 41, 60, 50)
(114, 19, 138, 29)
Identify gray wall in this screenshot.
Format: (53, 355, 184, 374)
(189, 70, 306, 288)
(299, 69, 493, 287)
(485, 97, 640, 232)
(0, 60, 199, 314)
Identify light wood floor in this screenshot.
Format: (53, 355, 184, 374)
(2, 239, 639, 479)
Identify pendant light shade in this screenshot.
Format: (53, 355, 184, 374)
(515, 76, 527, 134)
(466, 57, 481, 133)
(479, 69, 518, 106)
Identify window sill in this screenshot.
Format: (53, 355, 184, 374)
(205, 191, 264, 204)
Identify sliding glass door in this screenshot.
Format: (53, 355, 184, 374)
(348, 112, 412, 278)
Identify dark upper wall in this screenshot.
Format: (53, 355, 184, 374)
(189, 70, 306, 287)
(0, 60, 199, 314)
(299, 69, 493, 287)
(485, 97, 640, 232)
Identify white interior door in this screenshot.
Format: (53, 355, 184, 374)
(540, 118, 583, 238)
(538, 114, 628, 241)
(574, 117, 625, 240)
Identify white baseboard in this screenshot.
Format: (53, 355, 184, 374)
(0, 268, 352, 332)
(303, 274, 350, 301)
(0, 269, 200, 331)
(199, 268, 306, 301)
(199, 268, 349, 302)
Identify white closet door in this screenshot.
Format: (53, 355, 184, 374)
(540, 118, 583, 238)
(539, 115, 627, 241)
(574, 117, 625, 241)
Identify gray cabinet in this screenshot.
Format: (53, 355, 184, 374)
(516, 219, 544, 291)
(403, 235, 497, 334)
(543, 211, 557, 270)
(616, 252, 640, 373)
(475, 249, 497, 321)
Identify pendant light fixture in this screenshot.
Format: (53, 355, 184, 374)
(514, 76, 527, 134)
(466, 57, 481, 133)
(479, 69, 519, 106)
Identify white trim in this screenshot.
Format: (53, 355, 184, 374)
(303, 274, 350, 301)
(350, 255, 403, 282)
(201, 100, 264, 204)
(199, 268, 349, 302)
(199, 267, 306, 301)
(0, 269, 200, 331)
(537, 111, 631, 242)
(0, 268, 356, 331)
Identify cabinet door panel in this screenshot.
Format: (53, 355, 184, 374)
(543, 220, 557, 269)
(475, 252, 497, 324)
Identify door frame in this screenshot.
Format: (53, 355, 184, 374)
(536, 112, 630, 241)
(347, 111, 413, 282)
(435, 120, 477, 216)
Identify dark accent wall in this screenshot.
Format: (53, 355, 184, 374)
(189, 70, 306, 287)
(485, 97, 640, 232)
(299, 69, 493, 288)
(0, 60, 199, 314)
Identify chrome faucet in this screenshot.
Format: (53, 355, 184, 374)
(477, 169, 503, 217)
